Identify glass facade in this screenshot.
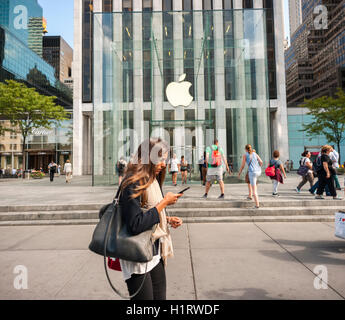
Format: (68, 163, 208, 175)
(93, 9, 271, 185)
(0, 119, 72, 172)
(288, 114, 345, 168)
(0, 25, 55, 85)
(0, 0, 43, 46)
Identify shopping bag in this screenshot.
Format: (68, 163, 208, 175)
(108, 257, 122, 271)
(335, 211, 345, 240)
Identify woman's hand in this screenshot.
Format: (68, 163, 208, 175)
(167, 216, 183, 228)
(163, 192, 183, 206)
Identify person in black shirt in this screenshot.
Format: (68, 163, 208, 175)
(315, 145, 342, 200)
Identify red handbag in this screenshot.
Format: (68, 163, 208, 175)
(107, 257, 122, 271)
(265, 165, 276, 177)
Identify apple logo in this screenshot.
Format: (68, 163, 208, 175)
(166, 74, 193, 107)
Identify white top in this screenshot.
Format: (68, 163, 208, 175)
(64, 163, 72, 173)
(169, 158, 180, 172)
(329, 150, 339, 168)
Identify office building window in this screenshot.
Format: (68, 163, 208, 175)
(82, 0, 93, 103)
(203, 0, 213, 10)
(242, 0, 253, 8)
(183, 0, 194, 100)
(123, 0, 134, 102)
(143, 0, 153, 102)
(224, 4, 235, 100)
(203, 1, 215, 101)
(263, 0, 277, 99)
(223, 0, 233, 9)
(163, 0, 172, 11)
(163, 0, 174, 101)
(103, 0, 113, 102)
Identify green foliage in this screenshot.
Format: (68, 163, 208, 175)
(0, 80, 68, 134)
(301, 88, 345, 161)
(0, 80, 69, 170)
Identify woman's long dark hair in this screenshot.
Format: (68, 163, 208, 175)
(120, 138, 168, 206)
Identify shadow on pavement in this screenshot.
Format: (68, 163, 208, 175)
(259, 239, 345, 266)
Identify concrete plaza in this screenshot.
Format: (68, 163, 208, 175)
(0, 222, 344, 300)
(0, 174, 344, 300)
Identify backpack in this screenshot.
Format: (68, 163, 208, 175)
(265, 165, 276, 177)
(118, 162, 125, 171)
(313, 155, 322, 173)
(210, 146, 222, 167)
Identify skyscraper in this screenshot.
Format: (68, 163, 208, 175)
(289, 0, 302, 35)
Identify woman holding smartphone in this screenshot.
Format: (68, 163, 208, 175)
(119, 138, 183, 300)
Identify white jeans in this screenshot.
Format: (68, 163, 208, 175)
(272, 180, 279, 194)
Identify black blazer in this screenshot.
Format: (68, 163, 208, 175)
(119, 182, 161, 255)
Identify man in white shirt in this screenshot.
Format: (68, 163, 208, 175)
(168, 154, 180, 186)
(330, 148, 341, 190)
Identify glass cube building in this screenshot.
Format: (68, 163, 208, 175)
(73, 1, 289, 184)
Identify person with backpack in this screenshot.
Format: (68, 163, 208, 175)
(267, 150, 287, 196)
(202, 139, 230, 199)
(295, 151, 314, 193)
(309, 150, 331, 196)
(116, 157, 127, 185)
(238, 144, 263, 209)
(315, 145, 342, 200)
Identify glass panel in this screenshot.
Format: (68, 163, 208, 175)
(93, 9, 270, 185)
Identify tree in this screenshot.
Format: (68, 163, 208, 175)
(301, 88, 345, 163)
(0, 80, 69, 171)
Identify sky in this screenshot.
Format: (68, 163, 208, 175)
(37, 0, 291, 50)
(38, 0, 74, 49)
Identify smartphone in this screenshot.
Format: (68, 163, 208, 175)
(178, 187, 190, 194)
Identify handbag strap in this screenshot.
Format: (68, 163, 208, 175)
(104, 182, 149, 300)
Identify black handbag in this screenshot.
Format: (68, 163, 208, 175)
(89, 187, 155, 262)
(88, 185, 155, 299)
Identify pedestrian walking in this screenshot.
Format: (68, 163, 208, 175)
(296, 151, 314, 193)
(330, 148, 341, 190)
(168, 154, 180, 186)
(202, 151, 207, 186)
(116, 157, 127, 185)
(309, 150, 331, 196)
(268, 150, 287, 196)
(315, 145, 342, 200)
(202, 139, 230, 199)
(64, 160, 72, 183)
(48, 161, 57, 182)
(118, 138, 183, 300)
(238, 144, 263, 209)
(180, 156, 188, 185)
(198, 155, 204, 184)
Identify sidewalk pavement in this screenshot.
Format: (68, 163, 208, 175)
(0, 222, 344, 300)
(1, 173, 344, 206)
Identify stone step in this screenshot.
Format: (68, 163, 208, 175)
(0, 215, 335, 226)
(0, 199, 344, 212)
(0, 207, 342, 222)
